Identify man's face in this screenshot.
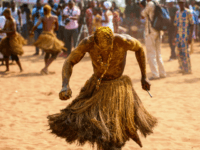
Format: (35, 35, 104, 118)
(3, 13, 9, 19)
(68, 2, 73, 9)
(168, 2, 174, 7)
(95, 38, 113, 51)
(37, 2, 42, 8)
(178, 2, 185, 10)
(49, 0, 54, 7)
(128, 0, 131, 5)
(90, 1, 95, 8)
(191, 1, 195, 5)
(11, 2, 15, 8)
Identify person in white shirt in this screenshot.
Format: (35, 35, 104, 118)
(101, 1, 114, 32)
(10, 0, 22, 33)
(63, 0, 80, 56)
(140, 0, 166, 80)
(0, 4, 3, 15)
(0, 15, 6, 65)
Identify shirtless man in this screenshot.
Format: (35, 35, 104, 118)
(48, 27, 157, 150)
(0, 9, 26, 72)
(30, 4, 66, 74)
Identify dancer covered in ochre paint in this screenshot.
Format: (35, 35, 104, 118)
(48, 27, 157, 150)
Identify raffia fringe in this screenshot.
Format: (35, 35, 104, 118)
(48, 75, 157, 149)
(0, 32, 26, 56)
(34, 31, 67, 53)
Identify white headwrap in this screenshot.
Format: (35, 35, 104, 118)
(103, 1, 112, 10)
(166, 0, 175, 2)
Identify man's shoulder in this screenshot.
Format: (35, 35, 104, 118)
(79, 35, 94, 46)
(114, 33, 133, 42)
(147, 1, 156, 7)
(51, 15, 58, 19)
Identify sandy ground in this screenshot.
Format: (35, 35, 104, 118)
(0, 43, 200, 150)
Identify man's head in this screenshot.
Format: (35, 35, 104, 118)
(44, 4, 51, 16)
(11, 0, 16, 9)
(191, 0, 196, 5)
(178, 0, 185, 10)
(3, 8, 11, 19)
(89, 1, 95, 8)
(68, 0, 75, 9)
(94, 27, 114, 50)
(127, 0, 132, 5)
(166, 0, 175, 7)
(48, 0, 54, 8)
(36, 0, 42, 8)
(103, 1, 112, 10)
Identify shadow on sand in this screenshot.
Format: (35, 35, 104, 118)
(0, 72, 46, 78)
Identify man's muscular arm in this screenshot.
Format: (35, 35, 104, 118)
(30, 17, 43, 34)
(122, 34, 146, 78)
(59, 37, 91, 100)
(121, 34, 150, 90)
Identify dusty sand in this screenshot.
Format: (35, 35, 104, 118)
(0, 43, 200, 150)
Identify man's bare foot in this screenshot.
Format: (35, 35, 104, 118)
(20, 69, 23, 72)
(4, 69, 9, 72)
(40, 69, 48, 75)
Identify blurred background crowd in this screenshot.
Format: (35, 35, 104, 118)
(0, 0, 200, 56)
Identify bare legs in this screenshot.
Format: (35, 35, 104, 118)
(41, 52, 58, 74)
(4, 57, 9, 72)
(3, 55, 23, 72)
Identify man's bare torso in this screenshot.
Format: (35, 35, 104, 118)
(78, 34, 141, 80)
(42, 15, 57, 32)
(4, 18, 16, 37)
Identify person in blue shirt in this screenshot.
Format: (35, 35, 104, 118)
(189, 0, 199, 54)
(32, 0, 43, 56)
(48, 0, 58, 16)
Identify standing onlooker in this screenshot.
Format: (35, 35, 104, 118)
(77, 2, 84, 33)
(86, 1, 95, 35)
(124, 0, 134, 34)
(92, 7, 102, 33)
(0, 4, 3, 15)
(63, 0, 80, 56)
(32, 0, 44, 56)
(101, 1, 114, 32)
(189, 0, 199, 54)
(57, 2, 66, 42)
(10, 0, 22, 33)
(21, 4, 31, 40)
(0, 15, 6, 65)
(174, 0, 194, 74)
(111, 4, 120, 33)
(167, 0, 178, 61)
(140, 0, 166, 80)
(57, 2, 68, 57)
(48, 0, 58, 15)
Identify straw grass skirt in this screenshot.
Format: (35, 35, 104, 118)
(34, 31, 67, 53)
(48, 75, 157, 149)
(0, 33, 27, 56)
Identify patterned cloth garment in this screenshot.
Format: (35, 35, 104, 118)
(174, 9, 194, 43)
(174, 9, 194, 74)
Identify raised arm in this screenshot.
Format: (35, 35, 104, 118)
(121, 34, 150, 91)
(59, 37, 91, 100)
